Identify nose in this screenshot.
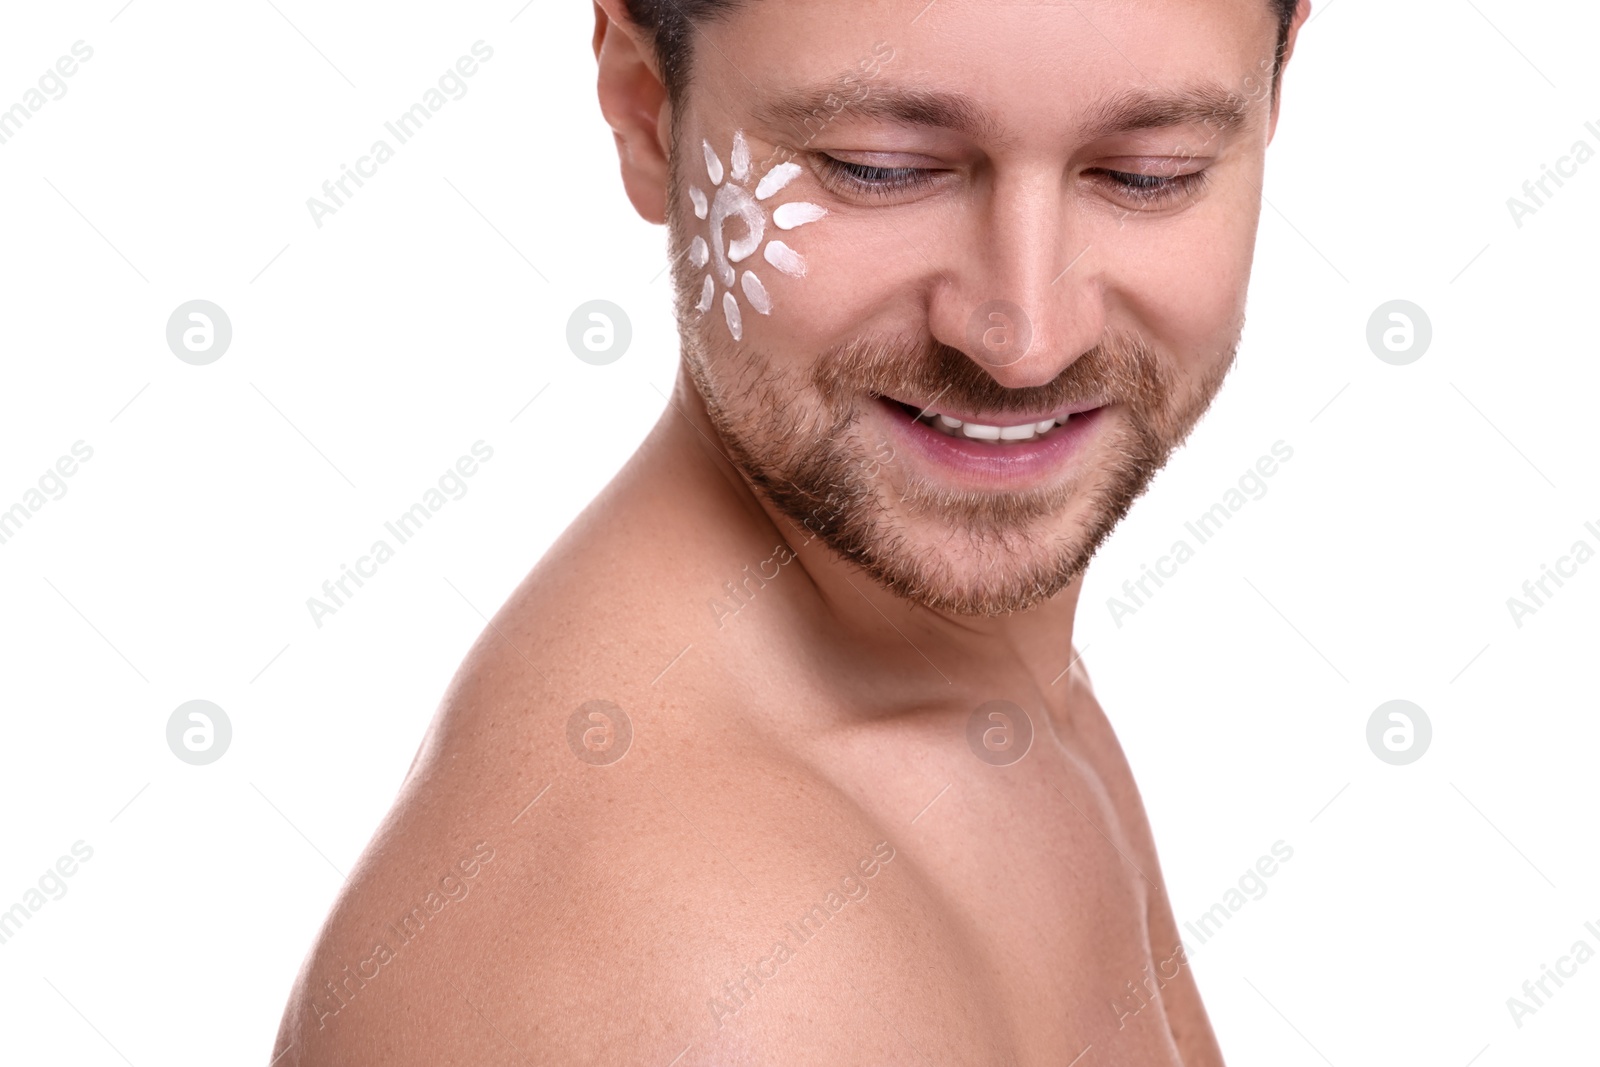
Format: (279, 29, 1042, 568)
(926, 171, 1105, 390)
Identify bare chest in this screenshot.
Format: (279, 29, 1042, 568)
(810, 718, 1191, 1065)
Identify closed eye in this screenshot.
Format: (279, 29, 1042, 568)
(813, 154, 939, 198)
(812, 153, 1210, 209)
(1090, 167, 1210, 207)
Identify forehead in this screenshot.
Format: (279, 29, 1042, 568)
(690, 0, 1280, 142)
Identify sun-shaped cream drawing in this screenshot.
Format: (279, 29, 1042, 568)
(688, 131, 827, 342)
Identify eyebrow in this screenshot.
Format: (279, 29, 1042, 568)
(1080, 84, 1254, 141)
(750, 78, 1254, 149)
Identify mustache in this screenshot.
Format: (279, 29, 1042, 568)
(811, 330, 1176, 416)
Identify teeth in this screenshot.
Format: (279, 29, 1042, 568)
(917, 410, 1071, 443)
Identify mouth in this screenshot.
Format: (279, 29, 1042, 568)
(908, 407, 1074, 443)
(873, 395, 1110, 489)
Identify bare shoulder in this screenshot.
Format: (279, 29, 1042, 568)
(273, 714, 1003, 1064)
(274, 575, 1008, 1064)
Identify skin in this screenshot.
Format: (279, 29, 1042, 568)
(272, 1, 1308, 1063)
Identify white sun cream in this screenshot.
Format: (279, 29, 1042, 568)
(690, 131, 827, 341)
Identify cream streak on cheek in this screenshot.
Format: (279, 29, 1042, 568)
(689, 130, 827, 342)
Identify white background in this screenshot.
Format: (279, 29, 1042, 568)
(0, 1, 1595, 1064)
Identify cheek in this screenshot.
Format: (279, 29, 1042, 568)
(681, 130, 874, 353)
(728, 215, 891, 346)
(732, 208, 941, 362)
(1114, 204, 1259, 372)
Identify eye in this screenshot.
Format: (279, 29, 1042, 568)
(813, 154, 939, 198)
(1091, 167, 1210, 209)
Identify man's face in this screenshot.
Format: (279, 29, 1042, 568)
(665, 0, 1281, 616)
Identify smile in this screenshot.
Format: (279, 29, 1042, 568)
(912, 410, 1073, 443)
(875, 396, 1109, 490)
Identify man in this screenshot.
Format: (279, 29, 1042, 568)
(274, 0, 1310, 1062)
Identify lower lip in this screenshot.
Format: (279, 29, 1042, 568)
(874, 397, 1107, 490)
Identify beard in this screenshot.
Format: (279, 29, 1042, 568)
(667, 172, 1238, 617)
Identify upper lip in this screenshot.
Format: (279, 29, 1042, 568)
(883, 394, 1110, 425)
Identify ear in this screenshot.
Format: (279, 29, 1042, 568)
(594, 0, 672, 224)
(1267, 0, 1312, 143)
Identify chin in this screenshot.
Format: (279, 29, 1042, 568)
(836, 487, 1136, 617)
